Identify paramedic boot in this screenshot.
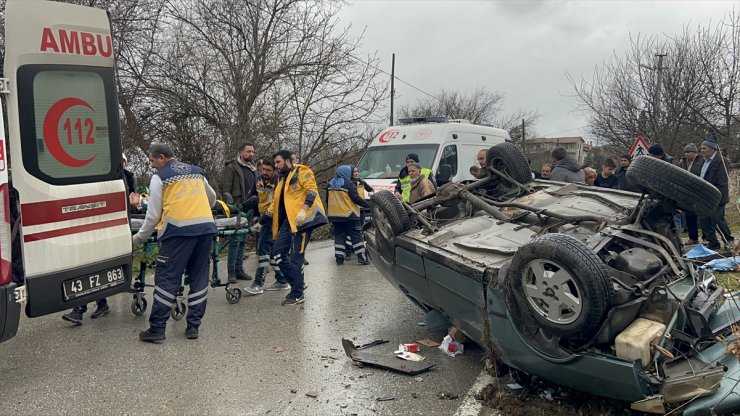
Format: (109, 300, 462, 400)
(357, 253, 370, 265)
(227, 269, 238, 284)
(185, 325, 199, 340)
(139, 328, 166, 343)
(62, 307, 84, 325)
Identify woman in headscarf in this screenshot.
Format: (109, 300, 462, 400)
(327, 165, 370, 265)
(408, 163, 435, 203)
(344, 166, 374, 260)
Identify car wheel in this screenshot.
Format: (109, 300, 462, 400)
(505, 234, 612, 346)
(370, 190, 411, 262)
(486, 142, 533, 184)
(626, 155, 721, 217)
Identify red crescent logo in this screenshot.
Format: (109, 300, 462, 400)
(378, 130, 399, 143)
(42, 98, 97, 168)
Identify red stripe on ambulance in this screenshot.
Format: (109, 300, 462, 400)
(21, 192, 126, 226)
(40, 28, 112, 57)
(23, 217, 128, 243)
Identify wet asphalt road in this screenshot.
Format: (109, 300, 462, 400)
(0, 240, 485, 415)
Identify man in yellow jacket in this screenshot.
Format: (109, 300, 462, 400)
(270, 150, 328, 305)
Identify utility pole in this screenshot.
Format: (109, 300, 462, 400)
(653, 53, 666, 141)
(521, 118, 526, 155)
(390, 53, 395, 126)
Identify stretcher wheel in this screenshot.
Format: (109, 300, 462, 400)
(131, 295, 148, 316)
(226, 287, 242, 304)
(171, 301, 187, 321)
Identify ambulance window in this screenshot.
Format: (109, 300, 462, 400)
(439, 145, 458, 176)
(17, 65, 122, 185)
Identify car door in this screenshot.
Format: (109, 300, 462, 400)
(4, 0, 132, 317)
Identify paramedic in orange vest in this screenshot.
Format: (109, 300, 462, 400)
(270, 150, 327, 305)
(132, 143, 217, 343)
(328, 165, 370, 265)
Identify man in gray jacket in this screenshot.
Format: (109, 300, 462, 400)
(220, 143, 258, 283)
(549, 147, 585, 183)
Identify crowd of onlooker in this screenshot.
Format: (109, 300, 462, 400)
(525, 141, 734, 251)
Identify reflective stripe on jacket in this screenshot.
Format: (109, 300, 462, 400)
(399, 167, 432, 202)
(156, 161, 217, 240)
(271, 164, 328, 238)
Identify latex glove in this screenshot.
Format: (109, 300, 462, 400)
(295, 207, 308, 227)
(132, 234, 143, 246)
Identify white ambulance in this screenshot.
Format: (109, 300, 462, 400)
(0, 0, 132, 342)
(356, 117, 511, 193)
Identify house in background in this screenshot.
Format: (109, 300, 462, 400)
(524, 136, 586, 169)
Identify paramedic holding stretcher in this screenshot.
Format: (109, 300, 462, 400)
(131, 143, 217, 343)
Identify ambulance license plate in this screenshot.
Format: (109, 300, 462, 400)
(62, 267, 125, 301)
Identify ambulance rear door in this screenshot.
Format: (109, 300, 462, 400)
(4, 0, 133, 317)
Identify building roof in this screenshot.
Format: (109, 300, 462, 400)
(527, 136, 585, 145)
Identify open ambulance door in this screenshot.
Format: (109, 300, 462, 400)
(4, 0, 133, 318)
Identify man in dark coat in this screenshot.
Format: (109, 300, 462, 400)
(698, 140, 734, 250)
(549, 147, 585, 183)
(678, 143, 703, 244)
(220, 143, 258, 283)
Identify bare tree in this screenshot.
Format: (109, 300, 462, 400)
(569, 10, 740, 159)
(398, 86, 539, 146)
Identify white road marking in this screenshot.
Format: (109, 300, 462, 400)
(454, 368, 497, 416)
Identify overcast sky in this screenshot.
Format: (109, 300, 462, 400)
(337, 0, 738, 141)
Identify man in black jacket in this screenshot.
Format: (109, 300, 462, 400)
(698, 140, 734, 250)
(678, 144, 703, 244)
(220, 143, 258, 283)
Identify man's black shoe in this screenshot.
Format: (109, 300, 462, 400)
(139, 328, 166, 343)
(91, 304, 110, 319)
(62, 309, 84, 325)
(227, 270, 238, 284)
(236, 269, 253, 281)
(357, 253, 370, 265)
(282, 295, 305, 305)
(336, 258, 344, 266)
(185, 326, 199, 340)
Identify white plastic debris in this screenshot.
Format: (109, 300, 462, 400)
(438, 335, 464, 357)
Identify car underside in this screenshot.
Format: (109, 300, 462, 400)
(366, 143, 740, 415)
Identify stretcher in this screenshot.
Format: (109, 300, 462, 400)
(129, 206, 256, 317)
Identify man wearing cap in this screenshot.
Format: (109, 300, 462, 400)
(699, 140, 735, 250)
(678, 143, 703, 244)
(648, 143, 673, 163)
(394, 153, 435, 203)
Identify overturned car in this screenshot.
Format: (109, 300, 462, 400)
(366, 143, 739, 415)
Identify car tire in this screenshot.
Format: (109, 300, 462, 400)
(626, 156, 721, 217)
(486, 142, 533, 184)
(505, 234, 612, 344)
(370, 190, 411, 262)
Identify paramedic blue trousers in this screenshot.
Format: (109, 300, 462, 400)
(255, 225, 287, 286)
(272, 220, 311, 299)
(334, 219, 364, 261)
(150, 234, 213, 333)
